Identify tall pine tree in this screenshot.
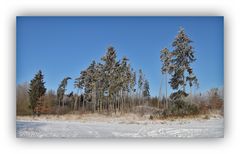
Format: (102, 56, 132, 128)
(28, 70, 46, 116)
(57, 77, 71, 113)
(142, 79, 150, 98)
(160, 48, 173, 108)
(169, 27, 198, 100)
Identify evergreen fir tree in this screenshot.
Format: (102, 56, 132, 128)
(138, 69, 144, 97)
(169, 27, 199, 100)
(28, 70, 46, 116)
(160, 48, 172, 108)
(142, 79, 150, 98)
(57, 77, 71, 113)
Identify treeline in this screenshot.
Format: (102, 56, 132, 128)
(17, 81, 224, 116)
(18, 47, 152, 116)
(17, 27, 224, 118)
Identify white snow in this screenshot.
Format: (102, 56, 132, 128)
(16, 117, 224, 138)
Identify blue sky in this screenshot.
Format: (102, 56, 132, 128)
(16, 16, 224, 97)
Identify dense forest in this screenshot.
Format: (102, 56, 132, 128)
(16, 27, 224, 118)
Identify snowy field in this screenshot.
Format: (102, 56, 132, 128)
(16, 116, 224, 138)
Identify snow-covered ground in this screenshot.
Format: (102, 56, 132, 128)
(16, 116, 224, 138)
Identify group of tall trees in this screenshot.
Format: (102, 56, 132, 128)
(26, 47, 150, 116)
(72, 47, 150, 114)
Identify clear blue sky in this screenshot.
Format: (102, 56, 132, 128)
(16, 16, 224, 97)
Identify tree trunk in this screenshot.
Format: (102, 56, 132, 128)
(183, 75, 186, 93)
(74, 89, 79, 111)
(58, 99, 61, 115)
(190, 86, 192, 104)
(63, 96, 65, 108)
(82, 95, 85, 113)
(165, 74, 168, 109)
(159, 77, 163, 109)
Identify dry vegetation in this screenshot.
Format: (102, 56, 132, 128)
(16, 112, 223, 124)
(17, 82, 223, 120)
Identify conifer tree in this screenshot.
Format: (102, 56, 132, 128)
(138, 69, 144, 97)
(169, 27, 198, 100)
(85, 60, 98, 112)
(28, 70, 46, 116)
(101, 47, 118, 112)
(160, 48, 172, 108)
(142, 79, 150, 98)
(57, 77, 71, 113)
(137, 69, 145, 106)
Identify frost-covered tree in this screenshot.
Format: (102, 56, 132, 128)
(169, 27, 199, 100)
(74, 70, 87, 111)
(160, 48, 173, 108)
(142, 79, 150, 98)
(84, 60, 98, 111)
(138, 69, 144, 97)
(130, 70, 136, 93)
(57, 77, 71, 111)
(101, 47, 118, 112)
